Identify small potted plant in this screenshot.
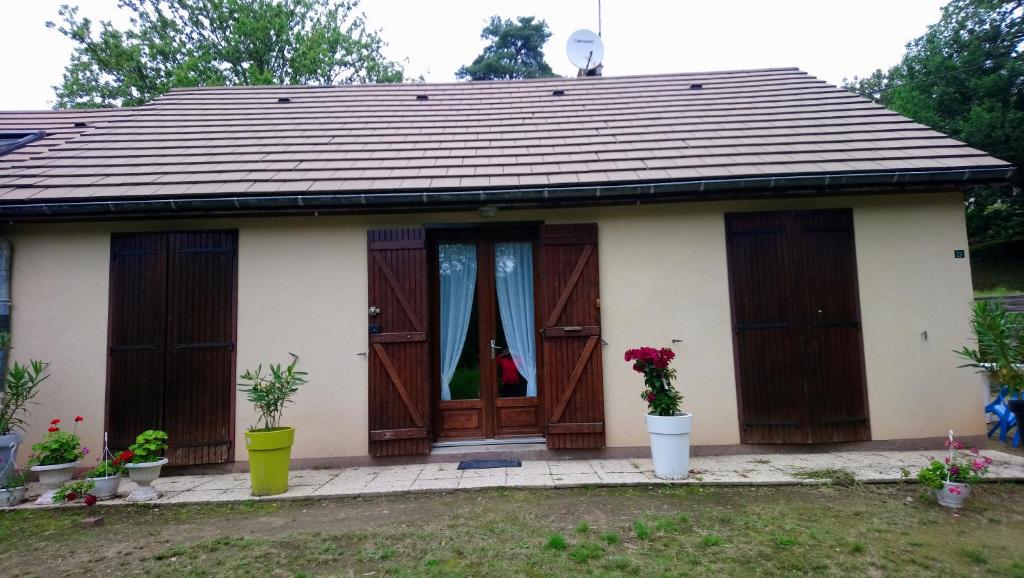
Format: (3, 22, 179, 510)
(238, 354, 306, 496)
(53, 479, 98, 506)
(957, 300, 1024, 426)
(916, 434, 993, 508)
(85, 449, 131, 501)
(28, 416, 88, 505)
(0, 355, 49, 484)
(625, 346, 691, 480)
(124, 429, 169, 502)
(0, 468, 28, 507)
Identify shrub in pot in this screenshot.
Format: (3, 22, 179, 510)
(85, 450, 131, 501)
(28, 416, 87, 505)
(238, 354, 306, 496)
(916, 435, 993, 508)
(0, 356, 49, 484)
(124, 430, 169, 502)
(625, 346, 690, 480)
(957, 300, 1024, 427)
(0, 469, 28, 507)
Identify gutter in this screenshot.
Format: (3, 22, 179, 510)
(0, 167, 1014, 222)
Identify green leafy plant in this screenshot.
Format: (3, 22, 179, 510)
(28, 416, 86, 466)
(3, 469, 28, 490)
(238, 354, 307, 431)
(957, 300, 1024, 395)
(634, 520, 652, 540)
(86, 450, 133, 478)
(0, 359, 49, 435)
(545, 533, 567, 550)
(53, 479, 96, 504)
(916, 437, 993, 489)
(624, 347, 682, 416)
(128, 430, 168, 464)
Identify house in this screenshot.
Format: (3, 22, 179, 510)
(0, 68, 1013, 468)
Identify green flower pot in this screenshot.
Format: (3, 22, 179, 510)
(244, 427, 294, 496)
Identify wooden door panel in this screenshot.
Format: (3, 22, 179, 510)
(107, 234, 168, 451)
(495, 396, 541, 436)
(539, 224, 605, 449)
(368, 229, 431, 456)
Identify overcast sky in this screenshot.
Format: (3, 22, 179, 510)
(0, 0, 947, 110)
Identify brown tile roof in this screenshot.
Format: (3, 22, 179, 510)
(0, 68, 1013, 217)
(0, 108, 139, 169)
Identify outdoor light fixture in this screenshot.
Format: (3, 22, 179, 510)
(478, 205, 498, 218)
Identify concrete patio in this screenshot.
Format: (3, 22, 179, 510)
(11, 449, 1024, 509)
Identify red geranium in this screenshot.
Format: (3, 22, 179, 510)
(47, 426, 59, 433)
(625, 346, 682, 416)
(112, 450, 134, 466)
(84, 494, 97, 506)
(65, 491, 78, 502)
(74, 416, 84, 423)
(50, 418, 61, 425)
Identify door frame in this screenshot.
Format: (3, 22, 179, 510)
(426, 223, 545, 442)
(103, 229, 239, 464)
(724, 209, 871, 444)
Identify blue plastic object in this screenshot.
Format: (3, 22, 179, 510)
(986, 386, 1020, 448)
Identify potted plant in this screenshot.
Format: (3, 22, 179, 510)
(85, 449, 131, 501)
(916, 435, 993, 508)
(625, 346, 690, 480)
(0, 356, 48, 484)
(124, 429, 169, 502)
(238, 354, 306, 496)
(0, 468, 28, 507)
(52, 479, 98, 506)
(957, 300, 1024, 426)
(28, 416, 88, 505)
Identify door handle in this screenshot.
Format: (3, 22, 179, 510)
(490, 339, 500, 359)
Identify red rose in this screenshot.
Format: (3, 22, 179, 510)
(84, 494, 97, 506)
(74, 416, 84, 423)
(50, 418, 61, 425)
(47, 426, 58, 433)
(65, 491, 77, 502)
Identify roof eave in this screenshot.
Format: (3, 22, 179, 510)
(0, 167, 1014, 222)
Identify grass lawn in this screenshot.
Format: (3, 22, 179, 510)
(2, 484, 1024, 577)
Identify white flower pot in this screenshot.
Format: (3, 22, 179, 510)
(30, 461, 78, 505)
(0, 486, 26, 507)
(125, 458, 168, 502)
(646, 412, 693, 480)
(936, 481, 971, 508)
(86, 474, 122, 501)
(0, 432, 24, 486)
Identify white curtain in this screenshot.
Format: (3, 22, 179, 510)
(439, 243, 477, 401)
(495, 242, 537, 397)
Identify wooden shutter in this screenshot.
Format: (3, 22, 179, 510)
(539, 224, 605, 449)
(107, 234, 168, 451)
(164, 232, 237, 465)
(367, 229, 431, 456)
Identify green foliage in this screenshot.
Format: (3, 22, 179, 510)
(701, 534, 723, 547)
(129, 429, 168, 464)
(238, 354, 307, 430)
(917, 460, 950, 489)
(0, 360, 49, 435)
(53, 479, 95, 503)
(844, 0, 1024, 245)
(633, 520, 651, 540)
(47, 0, 405, 108)
(568, 541, 604, 563)
(2, 470, 28, 490)
(28, 423, 83, 466)
(545, 533, 567, 550)
(600, 531, 619, 545)
(957, 299, 1024, 394)
(457, 16, 556, 81)
(86, 459, 125, 478)
(574, 521, 589, 534)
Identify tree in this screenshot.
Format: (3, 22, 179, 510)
(844, 0, 1024, 245)
(47, 0, 405, 108)
(457, 16, 557, 81)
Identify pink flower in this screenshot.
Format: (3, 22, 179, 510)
(82, 447, 90, 455)
(972, 460, 984, 472)
(949, 465, 960, 477)
(983, 456, 993, 466)
(970, 447, 979, 455)
(948, 486, 962, 495)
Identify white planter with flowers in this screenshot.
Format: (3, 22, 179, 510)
(123, 429, 169, 502)
(916, 431, 993, 509)
(625, 346, 692, 480)
(28, 416, 87, 505)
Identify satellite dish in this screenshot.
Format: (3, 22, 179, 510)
(566, 29, 604, 71)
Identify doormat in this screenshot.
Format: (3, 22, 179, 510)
(457, 459, 522, 470)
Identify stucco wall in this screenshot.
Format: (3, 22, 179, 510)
(2, 191, 985, 464)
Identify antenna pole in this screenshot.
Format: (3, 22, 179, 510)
(598, 0, 602, 36)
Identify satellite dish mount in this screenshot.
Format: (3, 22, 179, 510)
(566, 29, 604, 77)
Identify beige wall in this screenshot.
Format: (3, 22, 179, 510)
(2, 191, 985, 464)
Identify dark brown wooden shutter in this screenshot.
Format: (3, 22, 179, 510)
(367, 229, 431, 456)
(107, 234, 168, 451)
(539, 224, 605, 449)
(163, 232, 237, 465)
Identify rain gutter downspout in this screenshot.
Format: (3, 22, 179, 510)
(0, 167, 1014, 220)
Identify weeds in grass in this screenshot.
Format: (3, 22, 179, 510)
(701, 535, 722, 547)
(569, 542, 605, 563)
(601, 532, 619, 545)
(752, 458, 771, 464)
(575, 521, 590, 534)
(851, 542, 865, 554)
(654, 518, 679, 533)
(634, 521, 651, 540)
(961, 548, 989, 565)
(794, 468, 857, 487)
(546, 533, 568, 550)
(357, 545, 394, 561)
(776, 535, 799, 548)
